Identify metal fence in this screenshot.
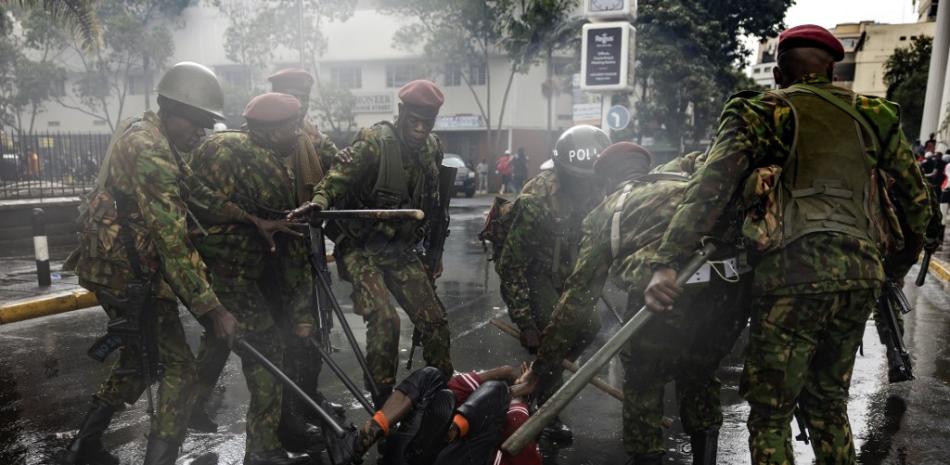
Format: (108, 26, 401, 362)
(0, 131, 111, 200)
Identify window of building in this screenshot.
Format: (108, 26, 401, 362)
(900, 36, 907, 41)
(386, 63, 419, 88)
(445, 63, 462, 87)
(834, 62, 856, 82)
(215, 64, 251, 89)
(330, 66, 362, 89)
(48, 121, 60, 127)
(468, 62, 487, 86)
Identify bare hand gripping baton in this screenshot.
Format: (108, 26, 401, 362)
(502, 242, 717, 454)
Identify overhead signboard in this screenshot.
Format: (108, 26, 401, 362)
(581, 22, 636, 92)
(434, 115, 484, 131)
(353, 93, 393, 114)
(572, 73, 603, 126)
(584, 0, 636, 21)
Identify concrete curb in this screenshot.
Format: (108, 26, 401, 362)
(929, 256, 950, 283)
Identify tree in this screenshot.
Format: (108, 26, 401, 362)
(2, 0, 99, 49)
(381, 0, 535, 157)
(884, 35, 931, 140)
(310, 79, 357, 143)
(55, 0, 187, 132)
(634, 0, 791, 149)
(505, 0, 582, 152)
(0, 7, 68, 134)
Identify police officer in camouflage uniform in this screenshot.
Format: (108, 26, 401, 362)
(645, 25, 932, 465)
(289, 79, 453, 408)
(496, 125, 609, 440)
(266, 68, 348, 446)
(188, 93, 317, 465)
(268, 68, 339, 172)
(58, 62, 296, 465)
(532, 143, 749, 465)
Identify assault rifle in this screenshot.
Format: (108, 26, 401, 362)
(422, 164, 457, 278)
(877, 280, 914, 383)
(86, 282, 159, 415)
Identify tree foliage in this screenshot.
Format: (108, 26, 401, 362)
(2, 0, 99, 49)
(884, 35, 931, 140)
(635, 0, 791, 148)
(54, 0, 187, 132)
(0, 7, 68, 134)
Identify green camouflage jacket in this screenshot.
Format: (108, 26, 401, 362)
(535, 172, 691, 369)
(653, 75, 931, 295)
(190, 131, 315, 327)
(310, 122, 442, 248)
(497, 170, 601, 331)
(74, 111, 248, 317)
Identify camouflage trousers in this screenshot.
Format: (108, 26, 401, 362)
(740, 289, 878, 465)
(527, 272, 601, 405)
(337, 245, 453, 389)
(620, 279, 748, 456)
(95, 297, 196, 442)
(193, 286, 284, 453)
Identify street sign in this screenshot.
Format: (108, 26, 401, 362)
(584, 0, 637, 21)
(581, 22, 636, 92)
(606, 105, 630, 130)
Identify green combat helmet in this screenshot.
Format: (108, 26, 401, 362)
(552, 125, 610, 178)
(156, 61, 225, 120)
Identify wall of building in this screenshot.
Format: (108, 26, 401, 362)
(853, 22, 935, 96)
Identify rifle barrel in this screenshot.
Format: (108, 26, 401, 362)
(915, 250, 933, 287)
(501, 242, 717, 455)
(237, 339, 345, 436)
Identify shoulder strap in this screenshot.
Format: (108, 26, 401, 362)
(637, 172, 690, 183)
(372, 122, 409, 203)
(790, 83, 881, 154)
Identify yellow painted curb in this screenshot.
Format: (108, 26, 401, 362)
(0, 289, 99, 325)
(930, 257, 950, 283)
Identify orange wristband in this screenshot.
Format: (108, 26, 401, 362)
(372, 411, 390, 436)
(452, 414, 470, 438)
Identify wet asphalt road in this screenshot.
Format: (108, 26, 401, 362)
(1, 195, 949, 465)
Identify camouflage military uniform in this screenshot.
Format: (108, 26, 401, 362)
(652, 75, 932, 464)
(188, 131, 315, 453)
(496, 169, 602, 402)
(310, 122, 452, 391)
(73, 111, 250, 442)
(536, 161, 749, 457)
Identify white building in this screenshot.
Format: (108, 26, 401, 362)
(27, 2, 575, 174)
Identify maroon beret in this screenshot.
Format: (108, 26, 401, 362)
(267, 68, 315, 92)
(398, 80, 444, 117)
(243, 92, 301, 126)
(594, 142, 653, 177)
(778, 24, 845, 62)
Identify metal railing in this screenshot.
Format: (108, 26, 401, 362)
(0, 131, 110, 200)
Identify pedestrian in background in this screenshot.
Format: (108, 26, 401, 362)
(942, 153, 950, 225)
(512, 147, 528, 193)
(477, 157, 489, 194)
(496, 149, 513, 194)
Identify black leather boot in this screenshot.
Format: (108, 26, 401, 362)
(142, 436, 180, 465)
(689, 428, 719, 465)
(54, 399, 118, 465)
(541, 416, 573, 442)
(243, 448, 311, 465)
(188, 407, 219, 433)
(278, 413, 325, 454)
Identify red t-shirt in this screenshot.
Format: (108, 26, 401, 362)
(447, 372, 542, 465)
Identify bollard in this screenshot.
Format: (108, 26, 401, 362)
(32, 208, 51, 287)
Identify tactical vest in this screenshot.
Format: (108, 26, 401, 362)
(335, 122, 434, 249)
(770, 84, 883, 249)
